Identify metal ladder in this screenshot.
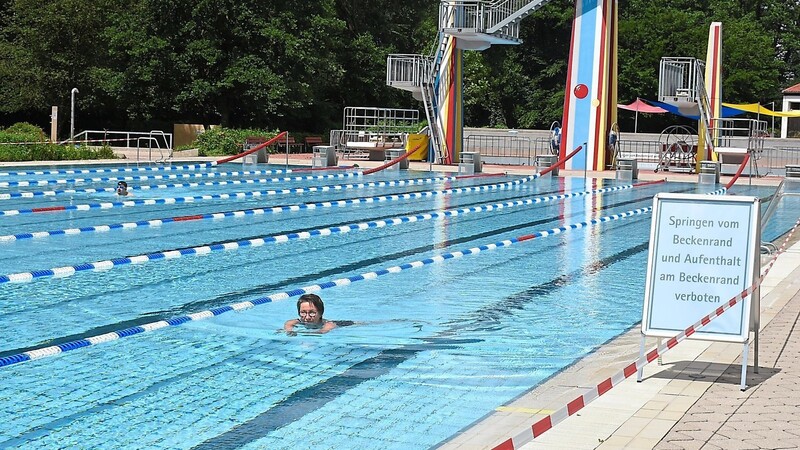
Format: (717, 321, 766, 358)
(692, 63, 717, 157)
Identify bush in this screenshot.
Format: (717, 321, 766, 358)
(196, 127, 280, 156)
(0, 122, 117, 162)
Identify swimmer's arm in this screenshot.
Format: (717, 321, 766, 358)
(284, 319, 299, 333)
(319, 320, 337, 334)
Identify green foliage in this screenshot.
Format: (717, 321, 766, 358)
(195, 127, 280, 156)
(0, 122, 116, 161)
(0, 0, 796, 135)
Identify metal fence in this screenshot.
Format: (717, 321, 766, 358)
(616, 140, 663, 164)
(463, 134, 552, 165)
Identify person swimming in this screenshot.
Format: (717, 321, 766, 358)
(116, 180, 130, 196)
(284, 293, 337, 335)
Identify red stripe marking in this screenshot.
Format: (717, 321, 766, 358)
(31, 206, 67, 212)
(532, 416, 553, 438)
(646, 349, 659, 362)
(715, 306, 725, 316)
(491, 438, 516, 450)
(567, 397, 585, 415)
(701, 317, 710, 326)
(597, 377, 614, 395)
(623, 362, 638, 378)
(666, 337, 679, 349)
(516, 234, 538, 242)
(730, 298, 738, 306)
(685, 326, 696, 336)
(173, 214, 204, 222)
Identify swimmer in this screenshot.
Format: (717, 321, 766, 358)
(116, 180, 131, 196)
(284, 293, 337, 335)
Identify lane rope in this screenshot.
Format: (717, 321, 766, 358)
(0, 181, 657, 281)
(0, 174, 508, 241)
(0, 167, 320, 188)
(0, 171, 506, 201)
(0, 161, 215, 177)
(0, 203, 654, 369)
(0, 172, 377, 216)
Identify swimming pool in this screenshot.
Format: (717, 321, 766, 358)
(0, 162, 795, 449)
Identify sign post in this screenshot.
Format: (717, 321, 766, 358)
(639, 193, 761, 390)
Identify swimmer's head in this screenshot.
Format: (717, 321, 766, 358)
(297, 293, 324, 324)
(116, 181, 128, 195)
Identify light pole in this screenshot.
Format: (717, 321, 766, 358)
(770, 101, 775, 137)
(70, 88, 79, 143)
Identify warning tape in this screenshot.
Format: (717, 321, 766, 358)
(0, 137, 134, 146)
(489, 215, 800, 450)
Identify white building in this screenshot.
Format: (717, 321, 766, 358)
(782, 82, 800, 139)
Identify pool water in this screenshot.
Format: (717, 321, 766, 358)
(0, 163, 796, 449)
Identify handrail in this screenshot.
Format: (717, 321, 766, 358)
(136, 137, 162, 165)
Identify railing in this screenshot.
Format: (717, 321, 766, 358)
(616, 140, 663, 164)
(70, 129, 173, 151)
(762, 147, 800, 175)
(464, 134, 550, 165)
(710, 118, 768, 153)
(438, 0, 539, 36)
(440, 1, 484, 30)
(386, 54, 432, 88)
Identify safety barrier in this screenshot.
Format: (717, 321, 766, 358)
(0, 202, 657, 368)
(489, 215, 800, 449)
(0, 174, 502, 241)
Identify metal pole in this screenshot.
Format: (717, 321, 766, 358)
(70, 88, 79, 144)
(771, 102, 775, 137)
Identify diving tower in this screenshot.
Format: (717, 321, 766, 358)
(657, 24, 766, 175)
(387, 0, 551, 164)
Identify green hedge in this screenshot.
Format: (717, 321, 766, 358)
(0, 122, 116, 162)
(196, 127, 280, 156)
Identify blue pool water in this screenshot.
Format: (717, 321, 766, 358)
(0, 162, 796, 449)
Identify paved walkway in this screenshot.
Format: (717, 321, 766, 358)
(655, 260, 800, 450)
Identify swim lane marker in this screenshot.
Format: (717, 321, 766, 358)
(0, 183, 648, 280)
(0, 204, 653, 368)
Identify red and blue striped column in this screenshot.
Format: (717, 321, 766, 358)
(561, 0, 618, 171)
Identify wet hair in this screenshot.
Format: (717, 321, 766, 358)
(296, 293, 324, 316)
(117, 181, 128, 188)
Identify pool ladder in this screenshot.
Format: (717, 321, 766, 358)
(136, 130, 173, 166)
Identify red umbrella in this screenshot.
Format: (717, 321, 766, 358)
(618, 98, 667, 132)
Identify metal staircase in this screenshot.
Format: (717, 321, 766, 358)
(658, 57, 716, 155)
(387, 0, 548, 163)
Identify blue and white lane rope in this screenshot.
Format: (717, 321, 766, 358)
(0, 183, 641, 281)
(0, 206, 650, 368)
(0, 174, 520, 241)
(0, 162, 216, 177)
(0, 172, 473, 201)
(0, 172, 507, 217)
(0, 167, 331, 188)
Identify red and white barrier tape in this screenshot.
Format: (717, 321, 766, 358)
(0, 137, 139, 146)
(491, 217, 800, 450)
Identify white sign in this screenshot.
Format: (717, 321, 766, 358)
(642, 193, 760, 343)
